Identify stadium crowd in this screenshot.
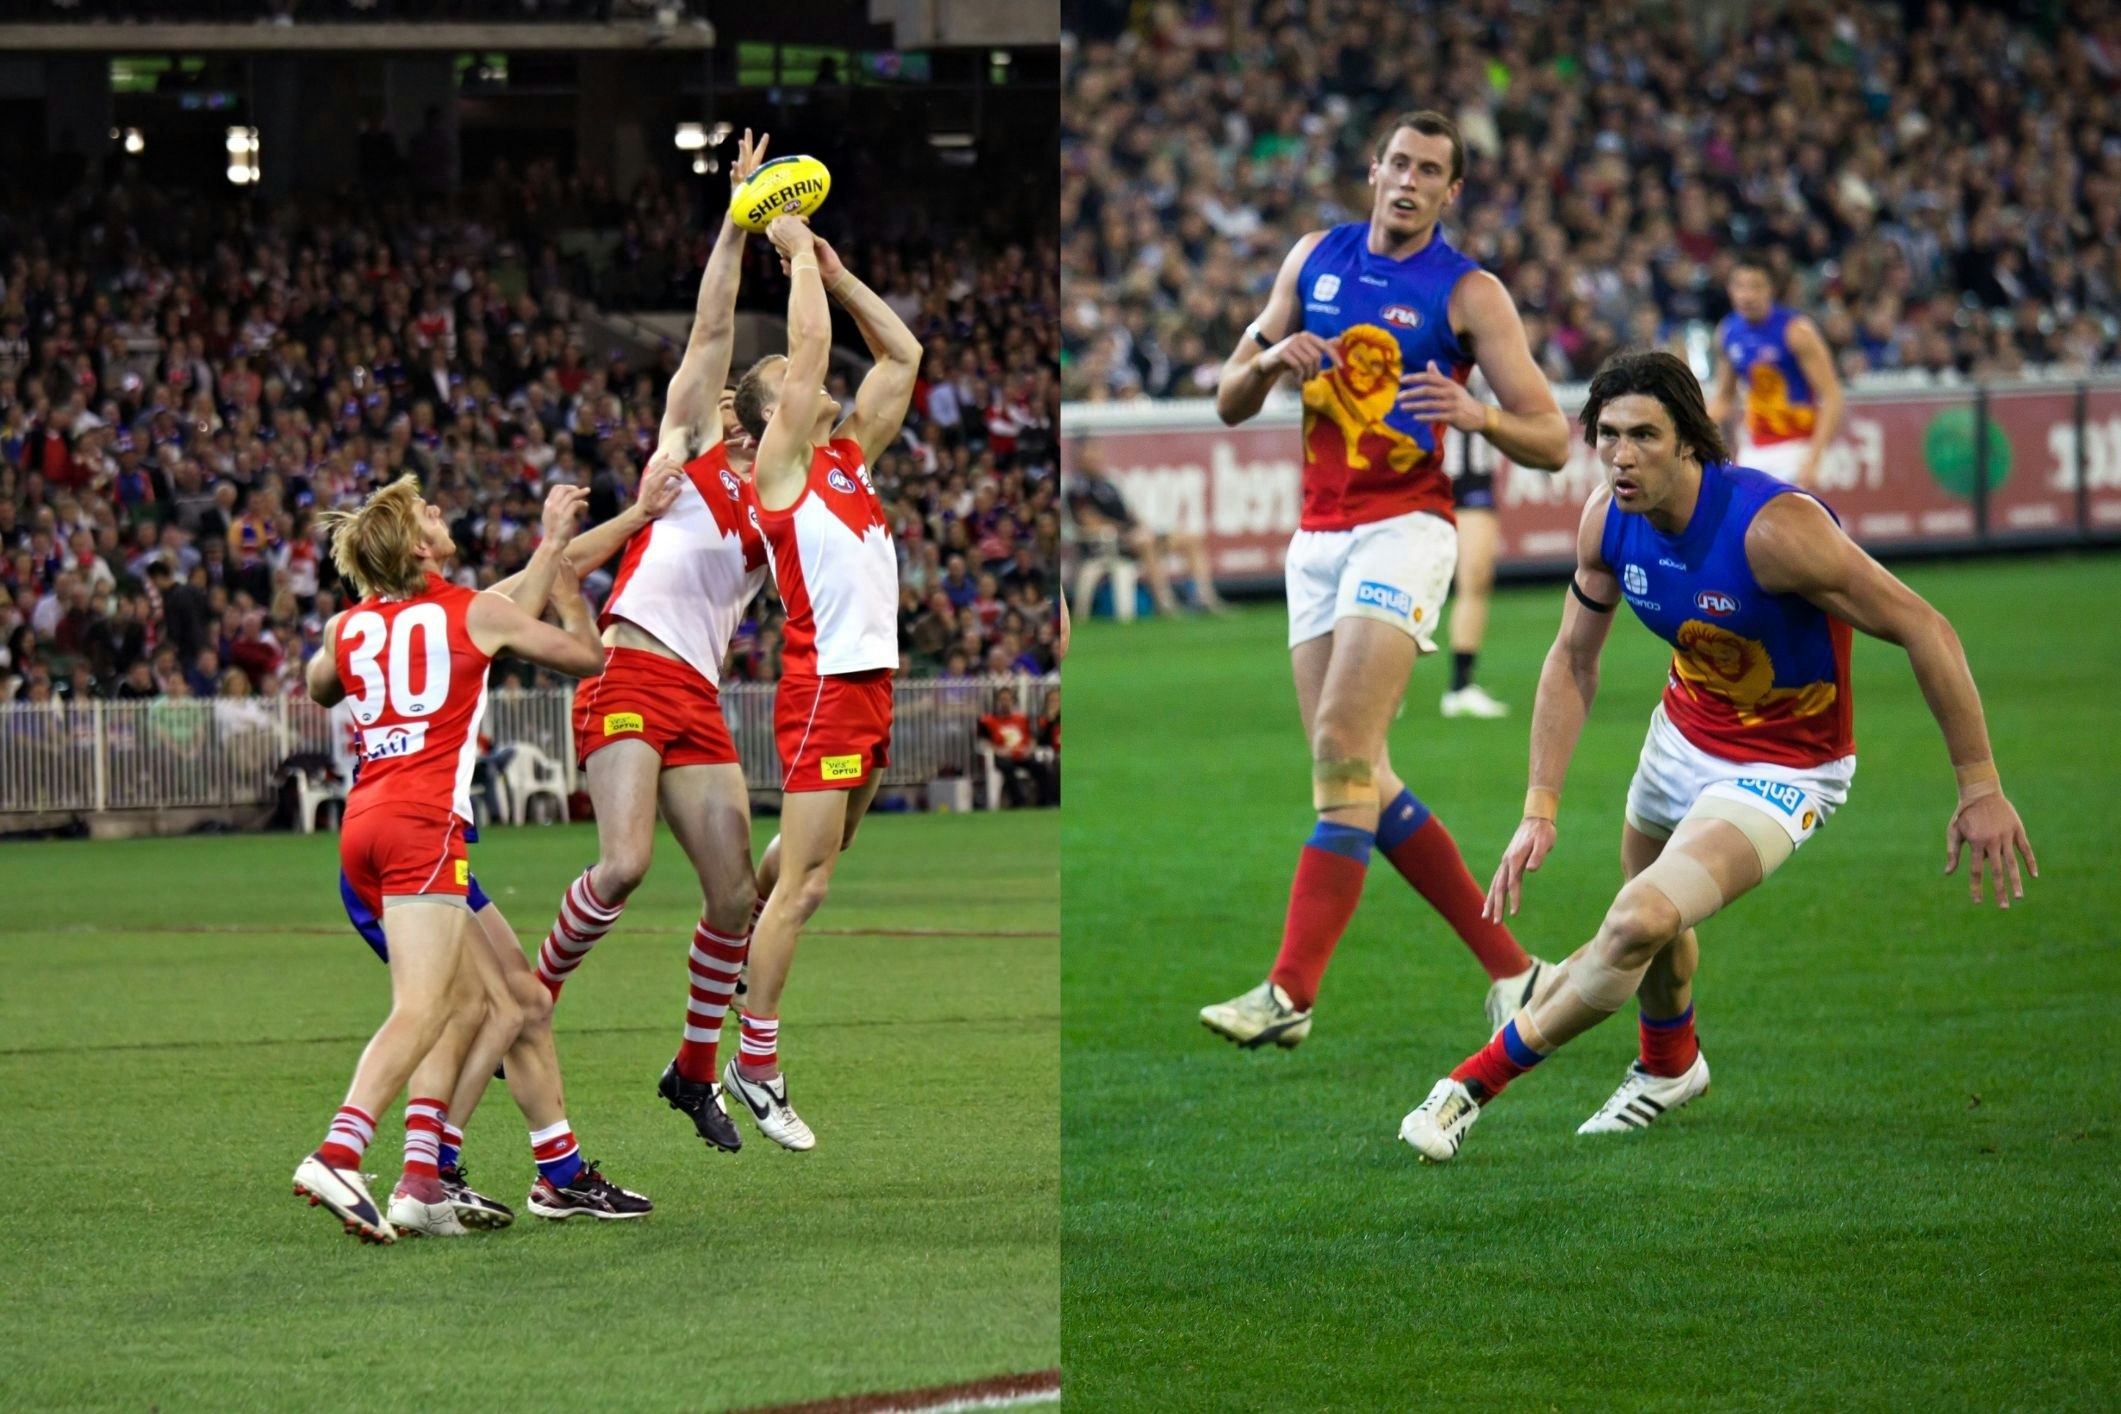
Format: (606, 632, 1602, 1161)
(0, 159, 1062, 705)
(1061, 0, 2121, 402)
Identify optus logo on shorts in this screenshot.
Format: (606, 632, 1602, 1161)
(821, 754, 864, 782)
(1732, 777, 1804, 816)
(604, 712, 645, 735)
(1354, 581, 1414, 619)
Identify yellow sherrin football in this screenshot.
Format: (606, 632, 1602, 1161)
(730, 154, 833, 233)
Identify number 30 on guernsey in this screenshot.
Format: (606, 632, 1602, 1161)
(340, 603, 453, 726)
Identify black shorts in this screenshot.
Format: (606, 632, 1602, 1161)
(1452, 467, 1495, 512)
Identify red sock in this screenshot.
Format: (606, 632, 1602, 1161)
(1450, 1021, 1544, 1102)
(1639, 1005, 1699, 1077)
(402, 1096, 447, 1180)
(675, 921, 748, 1083)
(317, 1103, 376, 1170)
(1267, 826, 1374, 1010)
(537, 868, 624, 1000)
(738, 1010, 779, 1074)
(1381, 816, 1531, 980)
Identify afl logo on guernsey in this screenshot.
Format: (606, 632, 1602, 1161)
(1623, 564, 1649, 596)
(1696, 590, 1740, 616)
(1312, 273, 1341, 301)
(827, 468, 857, 494)
(1381, 304, 1422, 330)
(720, 469, 741, 500)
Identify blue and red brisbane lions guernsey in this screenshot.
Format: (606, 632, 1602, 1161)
(1602, 463, 1854, 769)
(1293, 223, 1482, 530)
(1716, 304, 1817, 449)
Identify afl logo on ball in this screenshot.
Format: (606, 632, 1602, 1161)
(1381, 304, 1422, 330)
(827, 469, 857, 494)
(1695, 590, 1740, 616)
(720, 469, 741, 500)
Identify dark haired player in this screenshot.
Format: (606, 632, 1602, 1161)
(1201, 110, 1572, 1051)
(1400, 351, 2035, 1162)
(1707, 256, 1843, 490)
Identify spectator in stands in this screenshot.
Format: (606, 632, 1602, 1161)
(1064, 438, 1225, 615)
(978, 686, 1044, 808)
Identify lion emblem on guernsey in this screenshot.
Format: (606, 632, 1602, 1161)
(1671, 619, 1835, 724)
(1745, 363, 1818, 442)
(1300, 323, 1426, 473)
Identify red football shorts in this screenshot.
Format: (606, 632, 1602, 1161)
(775, 669, 894, 793)
(340, 803, 471, 915)
(573, 646, 738, 768)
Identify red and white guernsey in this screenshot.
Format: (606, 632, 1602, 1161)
(601, 441, 770, 684)
(755, 437, 899, 676)
(335, 574, 492, 824)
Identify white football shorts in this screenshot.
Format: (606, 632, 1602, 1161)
(1625, 704, 1856, 848)
(1739, 437, 1811, 485)
(1285, 509, 1457, 652)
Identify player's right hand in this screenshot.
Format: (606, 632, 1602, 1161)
(728, 127, 769, 192)
(1946, 792, 2038, 910)
(1485, 817, 1558, 923)
(766, 212, 815, 261)
(638, 453, 685, 518)
(539, 484, 588, 549)
(1260, 331, 1337, 381)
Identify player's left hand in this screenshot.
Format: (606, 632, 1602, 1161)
(1486, 816, 1559, 922)
(728, 127, 769, 191)
(638, 454, 685, 518)
(539, 484, 587, 548)
(1946, 793, 2038, 910)
(1397, 360, 1487, 431)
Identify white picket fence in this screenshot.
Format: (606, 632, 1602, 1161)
(0, 673, 1057, 817)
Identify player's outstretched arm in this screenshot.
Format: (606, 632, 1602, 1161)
(1786, 316, 1844, 489)
(1215, 230, 1332, 427)
(657, 128, 770, 464)
(1706, 345, 1738, 428)
(1407, 271, 1569, 471)
(803, 236, 922, 465)
(491, 485, 588, 620)
(1747, 494, 2037, 908)
(306, 612, 347, 707)
(468, 562, 606, 678)
(491, 470, 681, 606)
(1486, 490, 1621, 921)
(753, 214, 832, 512)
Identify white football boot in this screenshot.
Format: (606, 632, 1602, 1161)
(387, 1175, 470, 1237)
(1484, 957, 1552, 1035)
(1199, 980, 1313, 1050)
(1399, 1077, 1483, 1162)
(722, 1058, 817, 1151)
(292, 1152, 396, 1244)
(1440, 684, 1510, 719)
(1577, 1053, 1711, 1134)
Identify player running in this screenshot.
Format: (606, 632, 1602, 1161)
(1399, 350, 2036, 1162)
(724, 211, 920, 1150)
(1200, 110, 1573, 1051)
(333, 476, 683, 1226)
(294, 475, 610, 1243)
(1707, 255, 1844, 490)
(522, 131, 775, 1160)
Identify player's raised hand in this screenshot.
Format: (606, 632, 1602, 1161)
(539, 484, 588, 549)
(1261, 331, 1337, 382)
(1946, 793, 2038, 910)
(548, 556, 585, 611)
(809, 234, 847, 287)
(766, 211, 815, 263)
(1398, 360, 1486, 429)
(638, 452, 685, 518)
(1486, 816, 1558, 923)
(728, 127, 769, 191)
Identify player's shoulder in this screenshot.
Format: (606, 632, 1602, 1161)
(1742, 483, 1841, 571)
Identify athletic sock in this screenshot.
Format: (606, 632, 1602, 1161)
(1639, 1004, 1700, 1077)
(536, 868, 624, 999)
(1450, 1018, 1548, 1101)
(738, 1010, 779, 1075)
(1376, 790, 1532, 980)
(1452, 651, 1475, 693)
(317, 1103, 376, 1171)
(530, 1119, 584, 1188)
(675, 920, 748, 1083)
(402, 1096, 448, 1181)
(438, 1122, 465, 1172)
(1266, 820, 1375, 1011)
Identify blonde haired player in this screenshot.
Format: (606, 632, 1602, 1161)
(722, 210, 922, 1150)
(295, 475, 609, 1242)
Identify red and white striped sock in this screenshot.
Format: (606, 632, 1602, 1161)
(317, 1104, 376, 1170)
(738, 1010, 779, 1076)
(438, 1121, 466, 1171)
(402, 1096, 448, 1180)
(529, 1119, 584, 1186)
(536, 868, 624, 999)
(674, 921, 748, 1083)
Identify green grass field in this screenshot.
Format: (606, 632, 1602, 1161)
(1062, 553, 2121, 1410)
(0, 811, 1057, 1411)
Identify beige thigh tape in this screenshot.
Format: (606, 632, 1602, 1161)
(1636, 850, 1725, 931)
(1688, 793, 1797, 877)
(1567, 949, 1653, 1013)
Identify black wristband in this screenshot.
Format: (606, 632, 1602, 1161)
(1570, 577, 1616, 614)
(1248, 324, 1274, 350)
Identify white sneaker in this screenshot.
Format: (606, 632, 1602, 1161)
(1577, 1053, 1711, 1134)
(1399, 1077, 1482, 1162)
(293, 1152, 396, 1244)
(722, 1058, 817, 1151)
(1199, 980, 1312, 1050)
(387, 1176, 470, 1237)
(1484, 957, 1552, 1034)
(1441, 684, 1510, 719)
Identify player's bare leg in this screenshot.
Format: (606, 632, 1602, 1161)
(1403, 816, 1765, 1161)
(1167, 529, 1227, 611)
(654, 762, 758, 1153)
(1578, 823, 1711, 1134)
(296, 899, 470, 1243)
(1442, 507, 1508, 718)
(534, 739, 663, 997)
(1125, 525, 1182, 615)
(389, 943, 489, 1236)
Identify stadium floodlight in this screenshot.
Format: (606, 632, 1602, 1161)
(123, 128, 144, 154)
(226, 126, 260, 185)
(675, 122, 707, 152)
(692, 156, 712, 175)
(710, 122, 733, 145)
(226, 165, 252, 185)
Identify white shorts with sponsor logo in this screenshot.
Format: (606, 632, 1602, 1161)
(1625, 704, 1856, 848)
(1285, 509, 1457, 652)
(1739, 437, 1810, 485)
